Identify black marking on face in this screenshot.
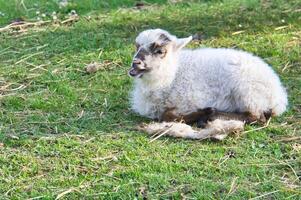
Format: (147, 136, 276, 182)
(149, 43, 159, 53)
(158, 33, 171, 44)
(149, 42, 167, 58)
(135, 48, 150, 61)
(147, 34, 170, 57)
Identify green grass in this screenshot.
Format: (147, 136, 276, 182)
(0, 0, 300, 199)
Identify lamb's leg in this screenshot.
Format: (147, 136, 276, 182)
(160, 107, 179, 122)
(161, 107, 268, 128)
(195, 109, 273, 128)
(197, 110, 257, 128)
(260, 109, 273, 123)
(160, 107, 216, 124)
(193, 109, 272, 128)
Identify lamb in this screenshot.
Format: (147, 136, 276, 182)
(129, 28, 288, 139)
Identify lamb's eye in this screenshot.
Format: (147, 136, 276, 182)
(154, 49, 164, 55)
(135, 44, 140, 51)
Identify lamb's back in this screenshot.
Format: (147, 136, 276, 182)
(168, 48, 286, 114)
(168, 48, 241, 113)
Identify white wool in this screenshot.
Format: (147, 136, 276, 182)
(130, 29, 288, 120)
(140, 119, 244, 140)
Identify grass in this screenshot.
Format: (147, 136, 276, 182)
(0, 0, 300, 199)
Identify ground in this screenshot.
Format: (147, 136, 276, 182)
(0, 0, 300, 199)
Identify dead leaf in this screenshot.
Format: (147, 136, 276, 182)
(192, 33, 205, 41)
(232, 30, 245, 35)
(138, 186, 148, 200)
(275, 26, 289, 30)
(292, 143, 301, 152)
(8, 135, 19, 140)
(84, 62, 102, 73)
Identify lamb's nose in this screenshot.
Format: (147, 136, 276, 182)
(132, 59, 142, 67)
(133, 59, 141, 64)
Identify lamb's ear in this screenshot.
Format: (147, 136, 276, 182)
(158, 33, 172, 46)
(173, 36, 192, 51)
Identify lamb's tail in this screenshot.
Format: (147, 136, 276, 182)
(139, 119, 244, 141)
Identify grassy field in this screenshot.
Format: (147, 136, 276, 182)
(0, 0, 300, 199)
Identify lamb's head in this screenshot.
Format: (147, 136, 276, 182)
(128, 29, 192, 78)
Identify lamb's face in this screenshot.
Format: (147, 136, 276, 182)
(129, 29, 192, 78)
(129, 30, 173, 78)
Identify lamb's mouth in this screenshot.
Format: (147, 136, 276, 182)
(128, 68, 147, 78)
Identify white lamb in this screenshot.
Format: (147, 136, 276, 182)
(129, 29, 288, 139)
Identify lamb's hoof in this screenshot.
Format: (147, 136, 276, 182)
(256, 110, 272, 125)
